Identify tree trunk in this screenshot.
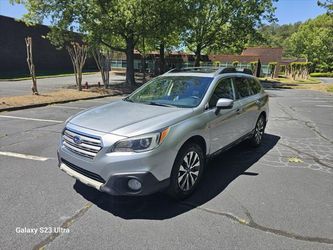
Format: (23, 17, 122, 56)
(66, 43, 87, 91)
(77, 71, 82, 91)
(194, 47, 201, 67)
(126, 38, 135, 86)
(159, 42, 165, 74)
(92, 49, 111, 88)
(25, 37, 39, 95)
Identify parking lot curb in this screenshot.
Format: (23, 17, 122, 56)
(0, 92, 129, 113)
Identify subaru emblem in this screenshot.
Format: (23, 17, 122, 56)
(73, 136, 82, 144)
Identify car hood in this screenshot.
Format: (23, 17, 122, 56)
(69, 100, 194, 136)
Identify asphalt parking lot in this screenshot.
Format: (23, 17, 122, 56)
(0, 73, 125, 97)
(0, 89, 332, 249)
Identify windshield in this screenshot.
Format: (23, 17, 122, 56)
(125, 76, 213, 108)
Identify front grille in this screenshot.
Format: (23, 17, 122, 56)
(61, 158, 106, 183)
(62, 128, 102, 159)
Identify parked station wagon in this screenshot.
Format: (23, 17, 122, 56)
(57, 67, 269, 199)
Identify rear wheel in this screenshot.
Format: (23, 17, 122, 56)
(167, 143, 205, 200)
(249, 115, 266, 147)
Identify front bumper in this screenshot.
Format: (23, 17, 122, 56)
(59, 159, 170, 196)
(59, 158, 170, 196)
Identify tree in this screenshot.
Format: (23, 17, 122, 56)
(268, 62, 277, 78)
(183, 0, 277, 66)
(12, 0, 159, 86)
(247, 22, 302, 57)
(318, 0, 333, 14)
(25, 37, 38, 95)
(289, 62, 311, 80)
(92, 48, 111, 88)
(288, 14, 333, 72)
(146, 0, 188, 74)
(67, 42, 88, 91)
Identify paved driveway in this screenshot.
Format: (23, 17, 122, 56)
(0, 73, 125, 97)
(317, 77, 333, 84)
(0, 89, 332, 249)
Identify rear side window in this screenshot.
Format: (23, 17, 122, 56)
(248, 78, 262, 95)
(233, 77, 251, 99)
(209, 78, 234, 108)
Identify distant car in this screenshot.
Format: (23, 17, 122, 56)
(57, 67, 269, 199)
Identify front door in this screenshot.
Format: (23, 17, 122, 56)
(207, 78, 243, 154)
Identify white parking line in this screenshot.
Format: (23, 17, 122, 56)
(315, 105, 333, 108)
(50, 105, 86, 110)
(0, 151, 50, 161)
(0, 115, 63, 123)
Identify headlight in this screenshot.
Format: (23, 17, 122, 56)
(111, 127, 170, 153)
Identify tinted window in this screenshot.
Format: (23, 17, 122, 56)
(248, 78, 262, 95)
(233, 77, 251, 99)
(209, 78, 234, 108)
(126, 76, 213, 108)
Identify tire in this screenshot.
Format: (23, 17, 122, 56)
(249, 115, 266, 147)
(167, 143, 205, 200)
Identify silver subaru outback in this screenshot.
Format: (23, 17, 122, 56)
(57, 67, 269, 199)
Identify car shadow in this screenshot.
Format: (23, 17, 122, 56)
(73, 133, 280, 220)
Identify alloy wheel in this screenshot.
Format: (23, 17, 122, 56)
(255, 117, 265, 144)
(177, 151, 200, 191)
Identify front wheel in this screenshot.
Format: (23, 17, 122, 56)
(249, 115, 266, 147)
(167, 143, 205, 200)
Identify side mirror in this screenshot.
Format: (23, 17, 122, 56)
(215, 98, 234, 115)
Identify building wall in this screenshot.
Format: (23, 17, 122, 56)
(0, 15, 96, 76)
(241, 47, 283, 64)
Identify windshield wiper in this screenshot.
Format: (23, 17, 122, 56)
(148, 101, 175, 107)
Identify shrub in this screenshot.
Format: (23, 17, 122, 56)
(310, 72, 333, 77)
(213, 61, 221, 67)
(232, 61, 239, 67)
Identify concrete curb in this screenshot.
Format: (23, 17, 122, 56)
(0, 92, 129, 113)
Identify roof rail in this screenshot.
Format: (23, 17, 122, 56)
(164, 66, 253, 76)
(217, 67, 253, 76)
(165, 67, 219, 74)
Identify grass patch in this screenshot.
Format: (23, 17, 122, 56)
(260, 77, 321, 85)
(327, 85, 333, 92)
(260, 76, 333, 93)
(0, 89, 103, 110)
(0, 84, 134, 110)
(310, 72, 333, 77)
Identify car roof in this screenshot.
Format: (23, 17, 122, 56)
(163, 67, 254, 78)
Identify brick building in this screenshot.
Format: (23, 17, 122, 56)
(111, 47, 305, 77)
(209, 47, 306, 77)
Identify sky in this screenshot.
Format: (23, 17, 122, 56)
(0, 0, 328, 26)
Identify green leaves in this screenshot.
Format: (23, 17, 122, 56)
(288, 14, 333, 72)
(183, 0, 277, 64)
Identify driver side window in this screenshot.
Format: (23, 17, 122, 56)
(209, 78, 234, 108)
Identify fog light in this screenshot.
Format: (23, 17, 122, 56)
(128, 179, 142, 191)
